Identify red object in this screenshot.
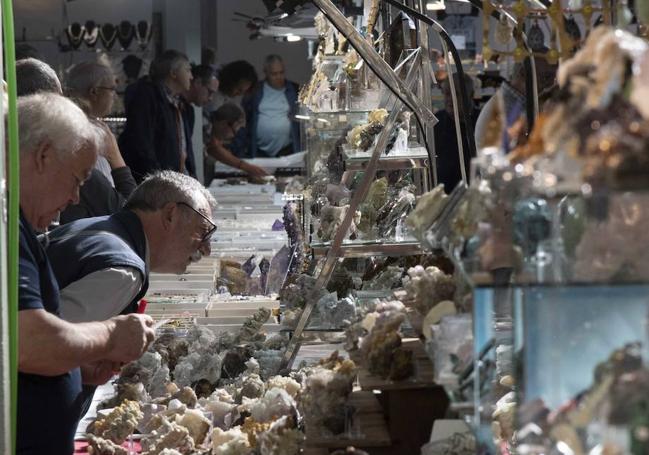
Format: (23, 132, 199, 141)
(137, 299, 147, 314)
(75, 440, 142, 454)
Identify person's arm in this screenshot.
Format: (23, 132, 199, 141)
(110, 166, 137, 200)
(206, 138, 268, 179)
(18, 310, 154, 376)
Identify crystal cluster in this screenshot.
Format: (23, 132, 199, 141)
(402, 266, 456, 317)
(299, 352, 357, 435)
(317, 205, 361, 242)
(346, 109, 388, 151)
(283, 202, 305, 278)
(406, 185, 448, 241)
(87, 400, 143, 445)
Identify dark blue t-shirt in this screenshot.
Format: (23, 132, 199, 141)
(18, 212, 83, 455)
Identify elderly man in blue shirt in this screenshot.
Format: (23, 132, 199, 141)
(235, 55, 301, 158)
(16, 92, 155, 455)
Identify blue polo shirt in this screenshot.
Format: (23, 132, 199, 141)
(18, 211, 83, 455)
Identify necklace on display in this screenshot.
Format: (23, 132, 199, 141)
(135, 20, 152, 50)
(84, 20, 99, 47)
(99, 23, 118, 50)
(66, 23, 85, 50)
(117, 20, 135, 50)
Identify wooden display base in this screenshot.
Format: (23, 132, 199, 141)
(347, 337, 450, 454)
(305, 391, 391, 449)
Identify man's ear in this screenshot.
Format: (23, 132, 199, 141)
(161, 202, 177, 231)
(33, 142, 53, 175)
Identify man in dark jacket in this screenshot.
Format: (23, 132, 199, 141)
(119, 50, 194, 181)
(434, 73, 480, 192)
(232, 55, 300, 158)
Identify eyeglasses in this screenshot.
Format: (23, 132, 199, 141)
(177, 201, 217, 243)
(95, 86, 117, 93)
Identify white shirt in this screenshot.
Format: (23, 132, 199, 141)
(94, 156, 115, 187)
(59, 267, 143, 323)
(58, 232, 150, 323)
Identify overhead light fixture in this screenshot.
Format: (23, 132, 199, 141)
(286, 34, 301, 42)
(426, 0, 446, 10)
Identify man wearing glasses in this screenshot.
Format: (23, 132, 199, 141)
(44, 171, 216, 417)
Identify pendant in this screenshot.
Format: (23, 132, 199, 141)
(66, 22, 85, 50)
(99, 23, 118, 50)
(117, 20, 135, 50)
(135, 20, 152, 50)
(84, 20, 99, 48)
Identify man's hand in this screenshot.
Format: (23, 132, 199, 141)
(241, 161, 269, 179)
(95, 122, 126, 169)
(81, 360, 122, 386)
(104, 314, 155, 363)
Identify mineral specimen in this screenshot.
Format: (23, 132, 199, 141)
(87, 435, 128, 455)
(211, 427, 251, 455)
(361, 265, 403, 291)
(173, 351, 222, 388)
(300, 354, 357, 435)
(319, 295, 356, 329)
(406, 185, 449, 241)
(241, 417, 272, 448)
(265, 376, 302, 398)
(142, 420, 195, 455)
(376, 186, 416, 238)
(402, 265, 456, 317)
(257, 416, 304, 455)
(240, 374, 265, 400)
(98, 382, 150, 410)
(237, 307, 271, 342)
(283, 202, 305, 278)
(326, 266, 355, 298)
(87, 400, 143, 445)
(317, 205, 361, 242)
(357, 177, 388, 236)
(176, 409, 211, 446)
(221, 347, 253, 380)
(250, 388, 298, 424)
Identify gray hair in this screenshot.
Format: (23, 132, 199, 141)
(65, 61, 114, 99)
(16, 58, 62, 96)
(150, 50, 189, 82)
(125, 171, 217, 216)
(17, 92, 98, 158)
(263, 54, 283, 72)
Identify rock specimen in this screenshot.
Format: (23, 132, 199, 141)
(357, 177, 388, 236)
(237, 307, 271, 343)
(87, 400, 143, 445)
(87, 435, 128, 455)
(317, 205, 361, 242)
(257, 416, 304, 455)
(299, 353, 357, 435)
(407, 185, 449, 241)
(403, 265, 456, 317)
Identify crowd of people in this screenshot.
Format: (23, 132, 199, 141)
(12, 49, 299, 454)
(9, 41, 560, 454)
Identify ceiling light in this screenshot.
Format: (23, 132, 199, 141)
(286, 34, 301, 42)
(426, 0, 446, 10)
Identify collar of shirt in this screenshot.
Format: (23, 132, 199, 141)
(162, 84, 181, 108)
